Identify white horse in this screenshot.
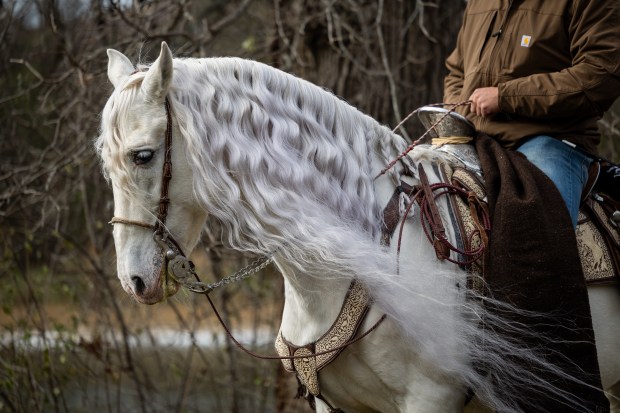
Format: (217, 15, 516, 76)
(97, 42, 620, 413)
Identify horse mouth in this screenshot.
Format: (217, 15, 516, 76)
(128, 262, 181, 305)
(131, 277, 179, 304)
(134, 292, 164, 305)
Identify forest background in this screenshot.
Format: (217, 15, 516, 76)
(1, 1, 619, 412)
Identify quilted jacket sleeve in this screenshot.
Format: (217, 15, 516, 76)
(499, 0, 620, 118)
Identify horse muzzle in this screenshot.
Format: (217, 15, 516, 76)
(124, 245, 181, 304)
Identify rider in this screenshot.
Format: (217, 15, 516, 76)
(444, 0, 620, 228)
(443, 1, 620, 411)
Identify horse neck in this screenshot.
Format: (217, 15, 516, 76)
(172, 59, 406, 341)
(271, 132, 402, 345)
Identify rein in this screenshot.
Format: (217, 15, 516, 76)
(376, 100, 490, 268)
(206, 291, 386, 361)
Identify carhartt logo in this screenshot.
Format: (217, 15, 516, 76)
(520, 35, 532, 47)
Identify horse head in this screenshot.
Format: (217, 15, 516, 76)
(98, 43, 207, 304)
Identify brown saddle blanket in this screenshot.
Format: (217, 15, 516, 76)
(473, 133, 612, 410)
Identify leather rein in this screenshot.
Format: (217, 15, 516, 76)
(108, 97, 386, 364)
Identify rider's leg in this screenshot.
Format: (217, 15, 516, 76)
(516, 135, 591, 228)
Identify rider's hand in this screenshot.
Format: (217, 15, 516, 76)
(469, 87, 500, 117)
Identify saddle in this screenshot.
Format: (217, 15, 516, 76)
(382, 143, 620, 285)
(388, 106, 620, 285)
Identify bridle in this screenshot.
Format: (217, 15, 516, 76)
(110, 98, 173, 236)
(110, 98, 273, 293)
(109, 97, 201, 290)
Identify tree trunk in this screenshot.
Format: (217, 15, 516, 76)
(270, 0, 465, 137)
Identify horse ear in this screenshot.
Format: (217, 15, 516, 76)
(141, 42, 173, 103)
(107, 49, 135, 89)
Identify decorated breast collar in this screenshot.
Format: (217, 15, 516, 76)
(275, 280, 371, 398)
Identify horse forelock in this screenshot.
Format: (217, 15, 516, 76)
(97, 79, 143, 192)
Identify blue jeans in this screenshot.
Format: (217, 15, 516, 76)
(516, 136, 591, 228)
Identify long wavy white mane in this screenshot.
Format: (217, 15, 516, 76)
(97, 55, 596, 412)
(175, 57, 397, 251)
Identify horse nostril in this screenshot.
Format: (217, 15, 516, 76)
(131, 276, 146, 295)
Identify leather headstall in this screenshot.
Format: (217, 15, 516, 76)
(109, 98, 196, 281)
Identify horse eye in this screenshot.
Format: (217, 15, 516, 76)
(132, 150, 154, 165)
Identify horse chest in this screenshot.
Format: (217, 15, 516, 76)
(275, 281, 373, 397)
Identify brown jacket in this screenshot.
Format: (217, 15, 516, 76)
(444, 0, 620, 153)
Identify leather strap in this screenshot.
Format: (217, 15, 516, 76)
(381, 182, 417, 246)
(418, 164, 451, 259)
(380, 170, 490, 268)
(154, 97, 174, 236)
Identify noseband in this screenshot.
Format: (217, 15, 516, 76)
(109, 98, 197, 286)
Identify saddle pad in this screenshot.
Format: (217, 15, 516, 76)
(577, 196, 620, 284)
(577, 211, 616, 282)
